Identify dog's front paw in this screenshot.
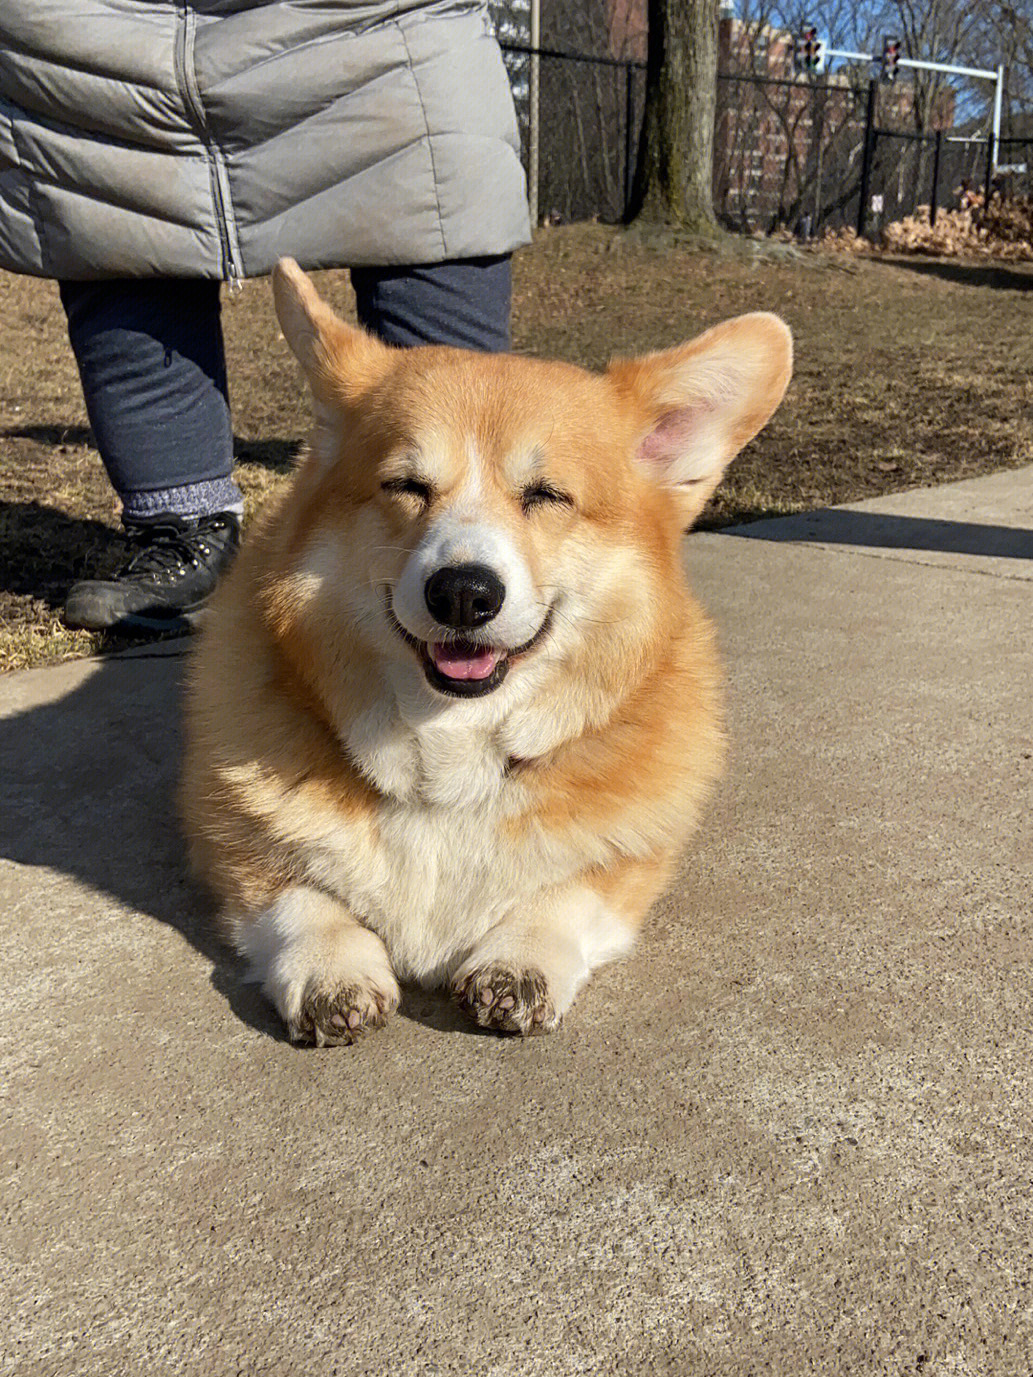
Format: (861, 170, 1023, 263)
(289, 977, 399, 1047)
(453, 964, 559, 1036)
(238, 890, 401, 1048)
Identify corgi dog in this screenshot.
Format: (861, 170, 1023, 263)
(181, 259, 791, 1045)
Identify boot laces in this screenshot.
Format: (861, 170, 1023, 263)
(122, 519, 228, 585)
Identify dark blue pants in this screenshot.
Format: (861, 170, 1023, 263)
(59, 255, 511, 522)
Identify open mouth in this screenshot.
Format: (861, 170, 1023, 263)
(424, 640, 510, 697)
(387, 601, 555, 699)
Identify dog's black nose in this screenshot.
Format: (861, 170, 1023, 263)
(425, 563, 505, 629)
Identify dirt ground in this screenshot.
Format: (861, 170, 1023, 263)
(2, 225, 1032, 672)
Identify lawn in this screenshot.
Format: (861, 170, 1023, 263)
(3, 225, 1032, 672)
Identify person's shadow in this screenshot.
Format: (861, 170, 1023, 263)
(0, 644, 474, 1041)
(2, 502, 125, 610)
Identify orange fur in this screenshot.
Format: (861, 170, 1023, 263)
(181, 259, 791, 1044)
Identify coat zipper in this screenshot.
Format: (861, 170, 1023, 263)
(174, 2, 244, 285)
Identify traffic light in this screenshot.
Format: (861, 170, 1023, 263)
(795, 25, 825, 75)
(882, 35, 901, 82)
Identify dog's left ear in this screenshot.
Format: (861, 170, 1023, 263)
(607, 313, 792, 526)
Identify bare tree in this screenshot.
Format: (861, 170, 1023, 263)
(884, 0, 979, 131)
(629, 0, 721, 233)
(975, 1, 1033, 130)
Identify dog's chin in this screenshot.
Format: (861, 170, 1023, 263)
(388, 603, 555, 700)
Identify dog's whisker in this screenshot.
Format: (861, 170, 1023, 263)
(550, 606, 623, 630)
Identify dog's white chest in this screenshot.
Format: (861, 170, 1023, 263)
(301, 715, 562, 982)
(306, 797, 549, 983)
(343, 694, 512, 809)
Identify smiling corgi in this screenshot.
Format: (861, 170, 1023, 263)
(181, 259, 791, 1045)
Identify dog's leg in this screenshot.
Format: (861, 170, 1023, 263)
(451, 854, 674, 1036)
(233, 886, 400, 1046)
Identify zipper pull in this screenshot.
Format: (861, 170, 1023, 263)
(227, 275, 244, 296)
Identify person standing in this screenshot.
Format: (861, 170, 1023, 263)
(0, 0, 530, 630)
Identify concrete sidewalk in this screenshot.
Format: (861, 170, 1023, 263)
(2, 470, 1031, 1377)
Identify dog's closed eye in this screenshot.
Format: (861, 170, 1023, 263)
(381, 476, 433, 505)
(521, 481, 573, 515)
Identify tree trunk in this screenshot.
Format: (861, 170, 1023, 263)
(629, 0, 720, 233)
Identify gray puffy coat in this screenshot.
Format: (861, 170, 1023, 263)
(0, 0, 529, 280)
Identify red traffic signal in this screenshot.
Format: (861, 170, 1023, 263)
(882, 35, 901, 82)
(796, 24, 823, 73)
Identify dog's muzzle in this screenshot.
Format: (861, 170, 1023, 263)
(387, 596, 556, 699)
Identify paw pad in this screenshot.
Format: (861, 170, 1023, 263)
(454, 965, 559, 1036)
(289, 982, 396, 1047)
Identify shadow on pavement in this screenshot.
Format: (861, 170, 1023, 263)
(0, 648, 479, 1041)
(0, 649, 286, 1041)
(727, 509, 1033, 560)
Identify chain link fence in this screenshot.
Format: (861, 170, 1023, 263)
(499, 42, 996, 237)
(500, 43, 645, 224)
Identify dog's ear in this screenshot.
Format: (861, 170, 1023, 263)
(607, 313, 792, 527)
(272, 258, 394, 468)
(272, 256, 391, 408)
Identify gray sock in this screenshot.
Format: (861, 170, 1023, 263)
(121, 476, 244, 524)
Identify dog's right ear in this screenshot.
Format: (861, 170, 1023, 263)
(272, 257, 391, 411)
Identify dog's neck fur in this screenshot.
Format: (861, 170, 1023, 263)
(333, 642, 625, 808)
(342, 691, 507, 807)
(337, 617, 665, 810)
(339, 676, 560, 809)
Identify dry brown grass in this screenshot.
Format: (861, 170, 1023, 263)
(3, 225, 1032, 672)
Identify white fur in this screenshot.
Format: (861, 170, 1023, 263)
(290, 793, 551, 985)
(255, 732, 634, 990)
(342, 695, 421, 801)
(453, 884, 636, 1019)
(391, 507, 544, 651)
(234, 887, 400, 1029)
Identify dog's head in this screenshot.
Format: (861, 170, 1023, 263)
(268, 259, 791, 723)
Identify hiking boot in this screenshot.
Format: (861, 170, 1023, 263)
(63, 511, 241, 632)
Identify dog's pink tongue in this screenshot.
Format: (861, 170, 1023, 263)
(430, 642, 503, 681)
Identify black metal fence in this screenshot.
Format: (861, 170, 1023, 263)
(500, 42, 645, 225)
(860, 127, 992, 234)
(994, 137, 1033, 198)
(713, 69, 869, 235)
(499, 43, 997, 237)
